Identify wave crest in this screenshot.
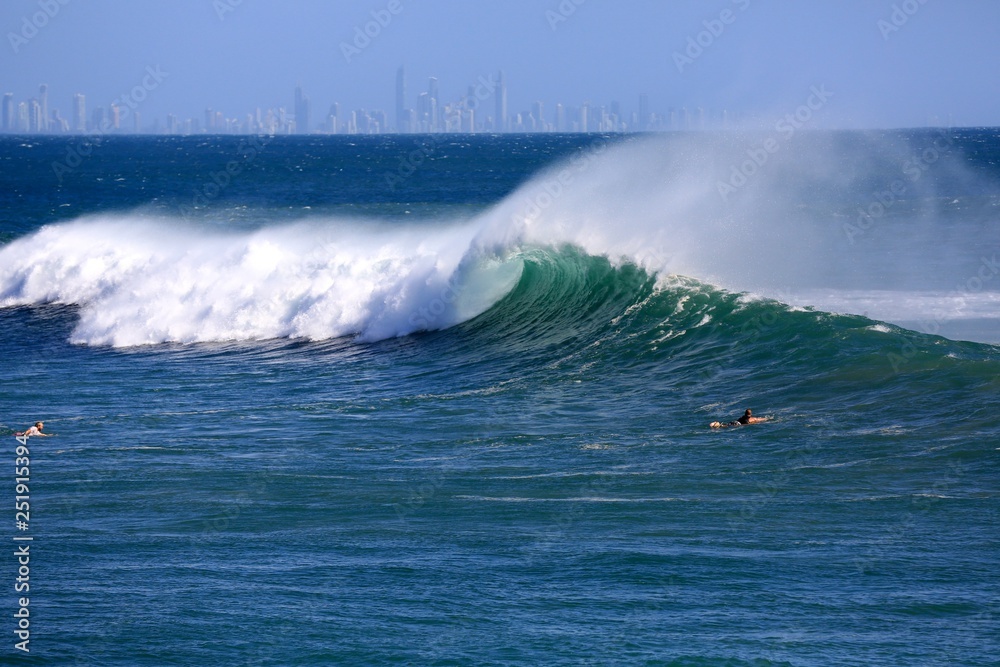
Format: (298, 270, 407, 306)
(0, 216, 521, 346)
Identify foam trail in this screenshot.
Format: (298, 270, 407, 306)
(0, 216, 521, 346)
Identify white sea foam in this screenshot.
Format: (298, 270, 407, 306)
(0, 215, 522, 346)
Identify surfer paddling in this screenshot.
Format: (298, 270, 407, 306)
(14, 421, 53, 438)
(710, 409, 770, 429)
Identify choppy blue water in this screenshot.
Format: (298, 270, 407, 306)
(1, 132, 999, 665)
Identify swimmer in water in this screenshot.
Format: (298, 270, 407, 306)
(15, 421, 54, 438)
(710, 409, 770, 428)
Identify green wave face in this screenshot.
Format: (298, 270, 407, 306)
(449, 245, 1000, 434)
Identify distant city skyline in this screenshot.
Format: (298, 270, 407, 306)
(1, 1, 997, 131)
(0, 69, 753, 135)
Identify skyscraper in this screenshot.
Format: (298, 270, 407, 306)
(38, 84, 49, 133)
(416, 92, 430, 132)
(73, 93, 86, 133)
(294, 85, 310, 134)
(428, 77, 439, 132)
(639, 94, 649, 131)
(495, 71, 507, 132)
(326, 103, 339, 134)
(395, 66, 407, 132)
(2, 93, 13, 132)
(532, 101, 545, 132)
(91, 107, 108, 132)
(28, 99, 43, 133)
(17, 102, 29, 133)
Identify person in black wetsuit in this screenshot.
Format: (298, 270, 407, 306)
(710, 409, 770, 428)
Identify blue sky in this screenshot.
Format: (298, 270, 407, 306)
(2, 0, 998, 128)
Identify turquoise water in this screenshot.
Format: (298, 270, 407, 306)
(1, 132, 999, 665)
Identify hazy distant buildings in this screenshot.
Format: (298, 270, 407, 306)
(0, 71, 700, 136)
(326, 103, 339, 134)
(72, 93, 86, 132)
(29, 99, 43, 132)
(531, 101, 544, 132)
(38, 84, 49, 133)
(415, 92, 427, 132)
(495, 70, 507, 132)
(428, 77, 439, 132)
(294, 85, 311, 134)
(395, 66, 407, 133)
(2, 93, 13, 132)
(16, 102, 28, 133)
(91, 106, 107, 132)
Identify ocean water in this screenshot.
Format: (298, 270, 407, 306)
(1, 131, 998, 666)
